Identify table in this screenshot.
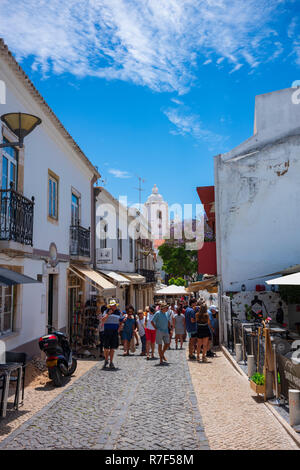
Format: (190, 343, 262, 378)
(0, 363, 22, 418)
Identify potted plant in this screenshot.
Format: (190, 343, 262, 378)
(250, 372, 265, 395)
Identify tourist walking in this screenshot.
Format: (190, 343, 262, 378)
(145, 306, 156, 360)
(185, 299, 198, 360)
(208, 305, 219, 351)
(121, 305, 136, 356)
(196, 304, 214, 363)
(173, 307, 185, 349)
(167, 303, 176, 349)
(101, 299, 124, 369)
(137, 309, 146, 356)
(151, 302, 171, 365)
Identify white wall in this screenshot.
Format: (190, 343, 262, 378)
(0, 58, 94, 255)
(0, 56, 95, 353)
(96, 190, 136, 273)
(215, 88, 300, 292)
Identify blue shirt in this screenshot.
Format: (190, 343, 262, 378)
(152, 310, 169, 334)
(185, 307, 197, 333)
(208, 310, 218, 330)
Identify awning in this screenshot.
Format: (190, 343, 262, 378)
(186, 277, 218, 293)
(266, 272, 300, 286)
(99, 270, 130, 287)
(69, 265, 116, 296)
(0, 266, 40, 286)
(155, 285, 189, 296)
(120, 272, 146, 284)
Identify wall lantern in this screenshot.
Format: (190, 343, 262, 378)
(0, 112, 42, 148)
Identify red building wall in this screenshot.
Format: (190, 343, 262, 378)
(198, 241, 217, 275)
(196, 186, 217, 275)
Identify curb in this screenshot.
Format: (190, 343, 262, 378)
(221, 345, 300, 449)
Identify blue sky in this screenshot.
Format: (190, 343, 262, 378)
(0, 0, 299, 212)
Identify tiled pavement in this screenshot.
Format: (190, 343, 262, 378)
(188, 350, 299, 450)
(0, 347, 209, 450)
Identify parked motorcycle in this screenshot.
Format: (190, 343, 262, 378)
(38, 326, 77, 387)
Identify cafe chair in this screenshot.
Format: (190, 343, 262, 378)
(5, 351, 28, 406)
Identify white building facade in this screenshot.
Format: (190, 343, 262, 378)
(214, 87, 300, 331)
(95, 187, 156, 311)
(0, 40, 101, 357)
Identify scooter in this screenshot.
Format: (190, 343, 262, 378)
(38, 326, 77, 387)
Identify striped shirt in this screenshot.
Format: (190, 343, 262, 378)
(103, 309, 123, 331)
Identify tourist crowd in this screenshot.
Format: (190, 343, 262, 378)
(97, 298, 219, 370)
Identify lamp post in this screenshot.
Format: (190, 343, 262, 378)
(0, 112, 41, 148)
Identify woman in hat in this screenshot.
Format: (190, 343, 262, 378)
(121, 305, 136, 356)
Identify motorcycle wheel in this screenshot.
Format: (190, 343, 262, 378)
(65, 358, 77, 376)
(49, 367, 63, 387)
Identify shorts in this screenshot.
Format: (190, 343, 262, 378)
(145, 328, 156, 343)
(197, 325, 211, 339)
(156, 330, 170, 345)
(187, 331, 197, 339)
(103, 330, 119, 350)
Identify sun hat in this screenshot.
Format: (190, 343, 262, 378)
(108, 299, 118, 307)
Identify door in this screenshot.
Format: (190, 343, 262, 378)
(48, 274, 54, 333)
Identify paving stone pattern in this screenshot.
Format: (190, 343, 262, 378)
(0, 348, 209, 450)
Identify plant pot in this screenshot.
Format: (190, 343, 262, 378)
(250, 380, 265, 395)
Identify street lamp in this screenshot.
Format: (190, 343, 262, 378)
(0, 112, 42, 148)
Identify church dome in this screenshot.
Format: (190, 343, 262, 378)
(146, 184, 164, 204)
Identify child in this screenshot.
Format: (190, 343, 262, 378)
(137, 309, 146, 356)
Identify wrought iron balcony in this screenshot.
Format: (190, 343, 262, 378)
(0, 186, 34, 246)
(137, 268, 156, 283)
(70, 224, 90, 258)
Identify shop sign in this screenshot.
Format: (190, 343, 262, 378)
(96, 248, 113, 263)
(277, 354, 300, 399)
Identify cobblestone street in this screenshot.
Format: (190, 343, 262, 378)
(0, 346, 298, 450)
(0, 347, 209, 450)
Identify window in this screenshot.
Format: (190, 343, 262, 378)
(71, 193, 80, 225)
(1, 137, 18, 191)
(48, 171, 59, 220)
(100, 223, 107, 249)
(0, 285, 13, 336)
(117, 229, 122, 260)
(129, 236, 133, 262)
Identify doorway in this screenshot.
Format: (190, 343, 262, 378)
(47, 274, 58, 333)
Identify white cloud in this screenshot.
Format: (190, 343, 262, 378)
(164, 107, 226, 149)
(203, 59, 212, 65)
(108, 168, 132, 178)
(171, 98, 184, 105)
(229, 63, 243, 74)
(0, 0, 289, 93)
(217, 57, 225, 64)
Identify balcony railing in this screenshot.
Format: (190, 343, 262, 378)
(0, 187, 34, 246)
(70, 224, 90, 258)
(137, 268, 156, 283)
